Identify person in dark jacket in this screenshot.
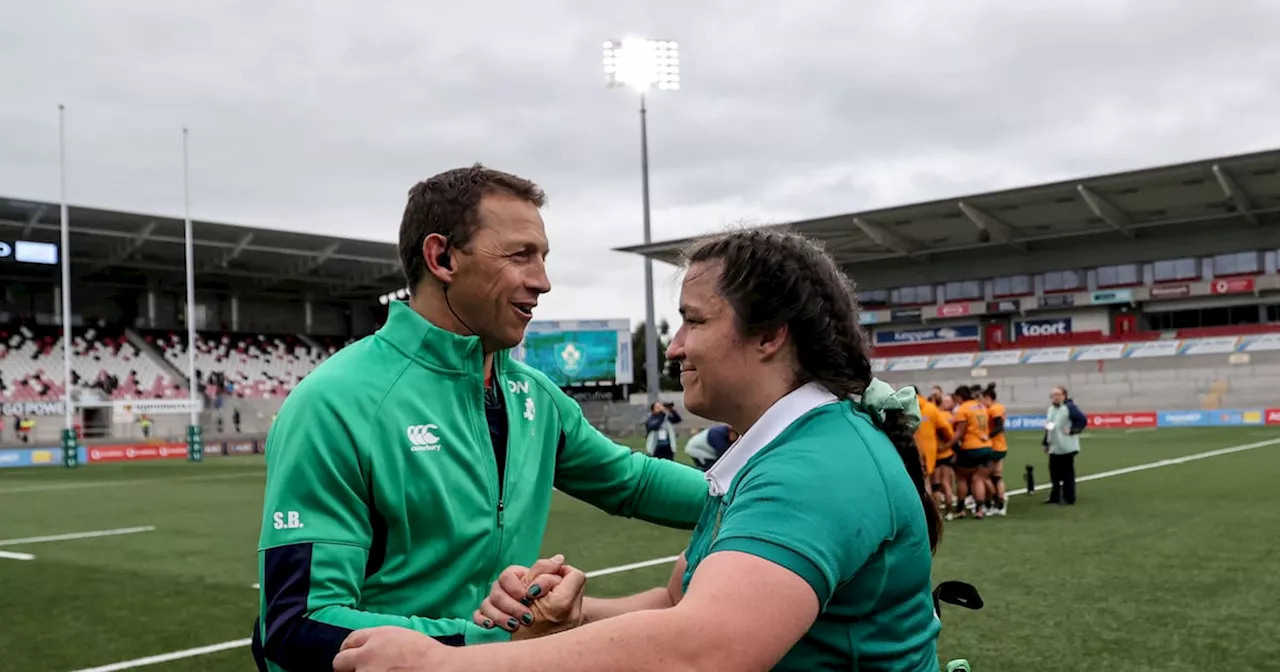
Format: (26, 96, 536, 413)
(683, 424, 738, 471)
(644, 401, 682, 460)
(1042, 386, 1088, 505)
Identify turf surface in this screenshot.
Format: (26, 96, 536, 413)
(2, 427, 1278, 671)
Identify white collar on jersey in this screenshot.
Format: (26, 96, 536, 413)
(705, 381, 839, 497)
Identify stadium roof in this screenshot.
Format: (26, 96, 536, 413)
(0, 198, 401, 300)
(615, 147, 1280, 289)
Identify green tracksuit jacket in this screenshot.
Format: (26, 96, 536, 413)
(253, 301, 708, 671)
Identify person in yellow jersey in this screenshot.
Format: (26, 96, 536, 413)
(914, 391, 955, 507)
(980, 383, 1008, 517)
(933, 394, 958, 517)
(948, 386, 993, 520)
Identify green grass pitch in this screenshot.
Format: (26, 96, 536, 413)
(3, 427, 1279, 671)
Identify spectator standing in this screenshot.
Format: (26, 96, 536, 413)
(18, 416, 34, 444)
(644, 401, 682, 460)
(1043, 385, 1087, 505)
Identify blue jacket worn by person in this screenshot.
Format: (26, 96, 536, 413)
(705, 425, 733, 459)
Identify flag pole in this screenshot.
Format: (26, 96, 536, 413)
(58, 104, 79, 467)
(182, 127, 203, 461)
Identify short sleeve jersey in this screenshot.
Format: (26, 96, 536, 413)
(987, 402, 1007, 452)
(954, 400, 991, 451)
(681, 398, 940, 671)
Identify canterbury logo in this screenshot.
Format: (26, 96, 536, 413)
(407, 424, 441, 452)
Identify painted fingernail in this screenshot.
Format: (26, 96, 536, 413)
(522, 613, 534, 625)
(483, 619, 493, 629)
(520, 596, 532, 606)
(528, 584, 542, 597)
(507, 618, 519, 630)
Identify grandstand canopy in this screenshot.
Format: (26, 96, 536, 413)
(616, 147, 1280, 290)
(0, 198, 401, 300)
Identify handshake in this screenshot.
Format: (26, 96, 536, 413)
(472, 553, 587, 640)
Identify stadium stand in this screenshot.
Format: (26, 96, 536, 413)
(1, 321, 176, 403)
(5, 146, 1280, 452)
(875, 347, 1280, 414)
(142, 330, 332, 399)
(620, 147, 1280, 428)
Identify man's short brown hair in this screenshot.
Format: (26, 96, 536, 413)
(398, 163, 547, 292)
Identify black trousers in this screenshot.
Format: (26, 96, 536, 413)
(1047, 452, 1077, 504)
(653, 444, 675, 460)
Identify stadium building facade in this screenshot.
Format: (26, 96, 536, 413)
(5, 147, 1280, 452)
(618, 147, 1280, 426)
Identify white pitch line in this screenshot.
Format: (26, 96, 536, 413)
(0, 550, 36, 561)
(585, 555, 680, 578)
(246, 555, 685, 592)
(0, 526, 155, 547)
(1002, 436, 1280, 498)
(68, 638, 253, 672)
(66, 436, 1280, 672)
(0, 472, 256, 495)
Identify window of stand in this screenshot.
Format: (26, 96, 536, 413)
(858, 289, 890, 306)
(892, 285, 934, 305)
(1151, 258, 1200, 283)
(943, 280, 981, 301)
(1096, 264, 1139, 288)
(1147, 305, 1261, 330)
(1042, 269, 1083, 293)
(1211, 252, 1260, 277)
(992, 275, 1032, 297)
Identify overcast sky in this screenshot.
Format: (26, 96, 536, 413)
(4, 0, 1280, 330)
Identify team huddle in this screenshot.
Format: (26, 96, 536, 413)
(915, 383, 1008, 520)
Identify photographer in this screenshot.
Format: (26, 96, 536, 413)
(644, 401, 683, 460)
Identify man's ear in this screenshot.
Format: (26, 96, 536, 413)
(422, 233, 453, 284)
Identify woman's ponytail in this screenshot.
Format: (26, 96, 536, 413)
(872, 409, 942, 553)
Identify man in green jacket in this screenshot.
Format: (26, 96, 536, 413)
(251, 164, 708, 671)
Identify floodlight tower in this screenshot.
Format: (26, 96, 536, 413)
(603, 38, 680, 404)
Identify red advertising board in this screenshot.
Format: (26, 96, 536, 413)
(1266, 409, 1280, 425)
(936, 303, 971, 318)
(1088, 412, 1157, 429)
(1210, 276, 1255, 295)
(86, 443, 188, 463)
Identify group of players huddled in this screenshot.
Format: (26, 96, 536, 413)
(915, 382, 1008, 521)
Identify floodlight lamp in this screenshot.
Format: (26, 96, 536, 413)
(603, 37, 680, 92)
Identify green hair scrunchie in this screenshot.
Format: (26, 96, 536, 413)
(858, 378, 922, 431)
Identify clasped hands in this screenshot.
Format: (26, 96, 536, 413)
(473, 553, 587, 639)
(333, 554, 585, 672)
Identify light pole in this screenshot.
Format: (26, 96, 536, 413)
(603, 37, 680, 404)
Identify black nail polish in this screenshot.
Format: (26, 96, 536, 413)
(520, 597, 532, 607)
(507, 618, 519, 630)
(522, 613, 533, 625)
(483, 619, 492, 629)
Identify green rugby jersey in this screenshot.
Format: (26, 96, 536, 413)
(253, 301, 708, 671)
(682, 383, 940, 671)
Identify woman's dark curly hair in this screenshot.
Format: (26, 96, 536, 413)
(682, 228, 941, 552)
